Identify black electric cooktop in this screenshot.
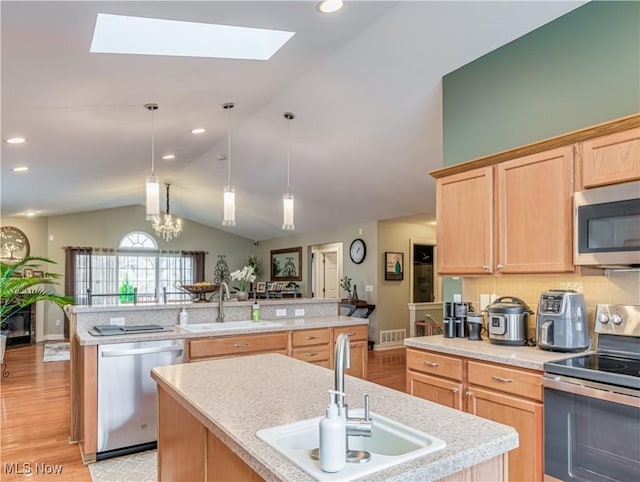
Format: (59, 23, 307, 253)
(544, 354, 640, 390)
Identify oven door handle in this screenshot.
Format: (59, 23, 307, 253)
(543, 374, 640, 408)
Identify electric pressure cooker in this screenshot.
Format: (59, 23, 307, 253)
(486, 296, 533, 346)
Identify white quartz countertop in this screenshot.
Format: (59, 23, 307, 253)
(151, 354, 517, 482)
(76, 315, 366, 346)
(404, 335, 592, 370)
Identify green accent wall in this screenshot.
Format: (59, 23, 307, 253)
(443, 0, 640, 167)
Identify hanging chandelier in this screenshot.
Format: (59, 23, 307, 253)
(152, 183, 182, 242)
(222, 102, 236, 227)
(282, 112, 295, 231)
(144, 103, 160, 221)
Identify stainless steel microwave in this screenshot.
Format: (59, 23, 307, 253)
(574, 181, 640, 268)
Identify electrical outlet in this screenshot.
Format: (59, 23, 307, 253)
(110, 317, 125, 326)
(295, 309, 305, 317)
(55, 319, 61, 327)
(276, 309, 287, 317)
(365, 285, 373, 293)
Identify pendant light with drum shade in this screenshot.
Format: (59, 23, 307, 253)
(222, 103, 236, 227)
(282, 112, 295, 231)
(144, 103, 160, 221)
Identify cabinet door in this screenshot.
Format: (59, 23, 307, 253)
(466, 386, 543, 482)
(436, 167, 493, 274)
(343, 340, 367, 379)
(407, 371, 463, 410)
(496, 146, 574, 273)
(581, 127, 640, 188)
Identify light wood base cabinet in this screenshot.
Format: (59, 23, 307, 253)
(407, 348, 544, 482)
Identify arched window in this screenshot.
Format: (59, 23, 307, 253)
(119, 231, 158, 250)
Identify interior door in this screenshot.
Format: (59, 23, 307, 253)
(323, 252, 338, 298)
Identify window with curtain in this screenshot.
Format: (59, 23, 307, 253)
(64, 232, 205, 306)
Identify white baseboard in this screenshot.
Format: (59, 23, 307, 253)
(44, 334, 65, 341)
(373, 342, 405, 351)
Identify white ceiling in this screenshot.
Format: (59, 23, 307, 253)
(1, 1, 584, 241)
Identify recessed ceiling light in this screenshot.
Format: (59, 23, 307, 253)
(191, 128, 206, 135)
(4, 137, 27, 144)
(12, 166, 29, 172)
(162, 154, 176, 160)
(91, 13, 295, 60)
(316, 0, 344, 14)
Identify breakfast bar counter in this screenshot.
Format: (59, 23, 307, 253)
(151, 353, 518, 481)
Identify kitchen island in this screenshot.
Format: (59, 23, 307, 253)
(151, 353, 518, 481)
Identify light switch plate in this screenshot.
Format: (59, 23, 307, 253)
(276, 309, 287, 317)
(295, 309, 305, 317)
(365, 285, 373, 292)
(110, 317, 125, 326)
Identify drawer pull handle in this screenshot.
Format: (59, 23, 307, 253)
(491, 375, 513, 383)
(234, 343, 249, 348)
(452, 387, 459, 393)
(305, 352, 319, 357)
(350, 344, 357, 348)
(305, 336, 318, 340)
(423, 361, 440, 367)
(346, 332, 356, 336)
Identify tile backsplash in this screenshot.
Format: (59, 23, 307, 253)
(462, 270, 640, 339)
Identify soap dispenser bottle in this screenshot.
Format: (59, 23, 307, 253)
(179, 307, 189, 327)
(252, 301, 260, 322)
(319, 390, 346, 473)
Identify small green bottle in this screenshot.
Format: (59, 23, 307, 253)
(252, 301, 260, 322)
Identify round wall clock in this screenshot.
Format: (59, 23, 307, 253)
(349, 238, 366, 264)
(1, 226, 30, 264)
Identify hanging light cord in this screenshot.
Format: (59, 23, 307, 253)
(165, 183, 170, 215)
(150, 106, 155, 177)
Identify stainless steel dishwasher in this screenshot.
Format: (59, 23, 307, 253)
(97, 339, 186, 460)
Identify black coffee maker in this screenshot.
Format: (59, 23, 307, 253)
(467, 313, 484, 341)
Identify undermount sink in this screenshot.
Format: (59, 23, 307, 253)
(180, 320, 283, 332)
(256, 409, 446, 481)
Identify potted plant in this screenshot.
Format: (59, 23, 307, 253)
(1, 256, 73, 329)
(230, 265, 257, 301)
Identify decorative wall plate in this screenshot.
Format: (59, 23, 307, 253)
(1, 226, 30, 264)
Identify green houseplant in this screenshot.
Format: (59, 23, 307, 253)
(0, 256, 73, 328)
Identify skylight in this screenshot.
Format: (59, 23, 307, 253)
(90, 13, 295, 60)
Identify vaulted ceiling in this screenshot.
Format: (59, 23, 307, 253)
(1, 1, 583, 241)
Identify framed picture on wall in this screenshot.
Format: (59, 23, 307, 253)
(271, 246, 302, 282)
(384, 252, 404, 281)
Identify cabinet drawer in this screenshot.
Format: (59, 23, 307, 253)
(333, 324, 367, 342)
(467, 360, 542, 401)
(189, 332, 288, 360)
(406, 349, 463, 381)
(292, 328, 330, 347)
(292, 346, 331, 364)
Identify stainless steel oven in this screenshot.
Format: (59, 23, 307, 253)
(574, 181, 640, 268)
(543, 304, 640, 481)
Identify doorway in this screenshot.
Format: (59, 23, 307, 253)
(409, 239, 440, 303)
(311, 243, 343, 299)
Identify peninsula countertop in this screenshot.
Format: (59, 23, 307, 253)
(404, 335, 591, 370)
(151, 354, 518, 481)
(76, 315, 367, 346)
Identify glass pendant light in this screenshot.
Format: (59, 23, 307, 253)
(222, 102, 236, 227)
(144, 103, 160, 221)
(282, 112, 295, 231)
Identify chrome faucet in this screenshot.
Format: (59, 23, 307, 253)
(334, 333, 373, 462)
(216, 282, 230, 323)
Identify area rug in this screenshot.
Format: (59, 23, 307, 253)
(89, 450, 156, 482)
(42, 342, 70, 362)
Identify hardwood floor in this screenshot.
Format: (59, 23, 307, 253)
(0, 343, 406, 482)
(1, 343, 91, 481)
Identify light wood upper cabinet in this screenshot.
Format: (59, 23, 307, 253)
(436, 167, 493, 274)
(496, 146, 574, 274)
(436, 147, 574, 275)
(580, 127, 640, 189)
